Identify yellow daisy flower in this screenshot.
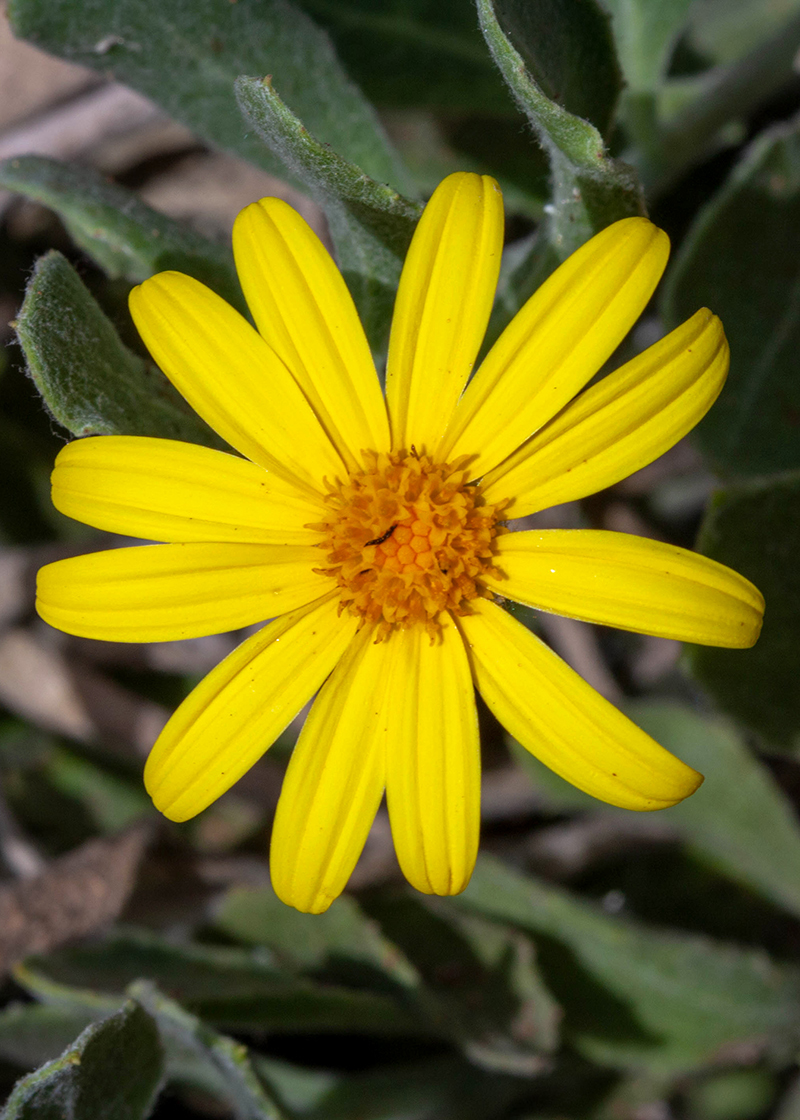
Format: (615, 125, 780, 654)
(36, 173, 763, 914)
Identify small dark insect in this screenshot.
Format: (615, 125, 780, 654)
(365, 524, 398, 547)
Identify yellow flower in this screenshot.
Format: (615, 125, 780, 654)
(36, 173, 763, 914)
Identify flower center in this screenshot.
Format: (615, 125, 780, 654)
(313, 449, 507, 639)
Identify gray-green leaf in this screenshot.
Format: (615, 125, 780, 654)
(661, 114, 800, 477)
(476, 0, 643, 256)
(1, 1002, 162, 1120)
(492, 0, 623, 136)
(455, 857, 800, 1073)
(691, 472, 800, 748)
(0, 156, 243, 312)
(16, 927, 426, 1037)
(512, 700, 800, 920)
(234, 76, 422, 357)
(15, 251, 220, 447)
(129, 981, 284, 1120)
(7, 0, 411, 194)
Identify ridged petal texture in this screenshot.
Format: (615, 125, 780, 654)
(51, 436, 326, 545)
(458, 600, 703, 811)
(233, 198, 389, 469)
(386, 173, 504, 454)
(489, 530, 764, 647)
(440, 217, 670, 476)
(483, 309, 729, 515)
(271, 625, 399, 914)
(145, 595, 358, 821)
(37, 543, 332, 642)
(386, 616, 480, 896)
(129, 273, 342, 494)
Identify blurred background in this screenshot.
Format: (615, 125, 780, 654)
(2, 1, 800, 1117)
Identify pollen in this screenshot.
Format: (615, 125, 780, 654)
(311, 449, 508, 640)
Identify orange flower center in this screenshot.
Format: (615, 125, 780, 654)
(312, 449, 507, 639)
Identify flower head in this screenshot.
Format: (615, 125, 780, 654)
(36, 173, 764, 913)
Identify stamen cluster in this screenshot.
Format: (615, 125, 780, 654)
(312, 449, 507, 639)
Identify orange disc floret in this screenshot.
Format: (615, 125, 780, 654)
(312, 449, 508, 639)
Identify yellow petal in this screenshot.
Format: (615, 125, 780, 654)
(36, 543, 331, 642)
(386, 173, 504, 454)
(386, 615, 480, 896)
(488, 529, 764, 647)
(458, 600, 702, 810)
(233, 199, 389, 469)
(483, 309, 728, 515)
(439, 217, 670, 476)
(145, 594, 357, 821)
(270, 625, 396, 914)
(51, 435, 327, 545)
(129, 272, 343, 494)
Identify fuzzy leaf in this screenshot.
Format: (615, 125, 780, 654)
(234, 76, 421, 356)
(129, 981, 284, 1120)
(455, 857, 800, 1073)
(0, 156, 243, 312)
(0, 1002, 162, 1120)
(15, 927, 426, 1037)
(492, 0, 623, 136)
(476, 0, 643, 255)
(15, 251, 219, 446)
(7, 0, 410, 193)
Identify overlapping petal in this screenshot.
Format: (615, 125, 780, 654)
(439, 217, 670, 476)
(51, 435, 327, 545)
(458, 599, 703, 810)
(386, 615, 480, 896)
(233, 199, 389, 469)
(483, 309, 728, 515)
(386, 173, 504, 454)
(487, 530, 764, 647)
(36, 543, 332, 642)
(145, 594, 358, 822)
(129, 272, 343, 494)
(270, 624, 398, 914)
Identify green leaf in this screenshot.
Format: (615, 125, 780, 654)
(129, 981, 284, 1120)
(234, 76, 422, 357)
(295, 0, 517, 114)
(661, 116, 800, 476)
(300, 1055, 528, 1120)
(16, 927, 427, 1037)
(0, 1004, 100, 1072)
(1, 1001, 163, 1120)
(648, 13, 800, 195)
(0, 156, 244, 312)
(688, 0, 800, 65)
(44, 749, 152, 834)
(7, 0, 411, 194)
(476, 0, 643, 256)
(512, 700, 800, 919)
(454, 857, 800, 1073)
(492, 0, 623, 136)
(214, 881, 417, 987)
(361, 891, 560, 1075)
(603, 0, 692, 93)
(690, 472, 800, 748)
(15, 251, 220, 446)
(7, 0, 417, 353)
